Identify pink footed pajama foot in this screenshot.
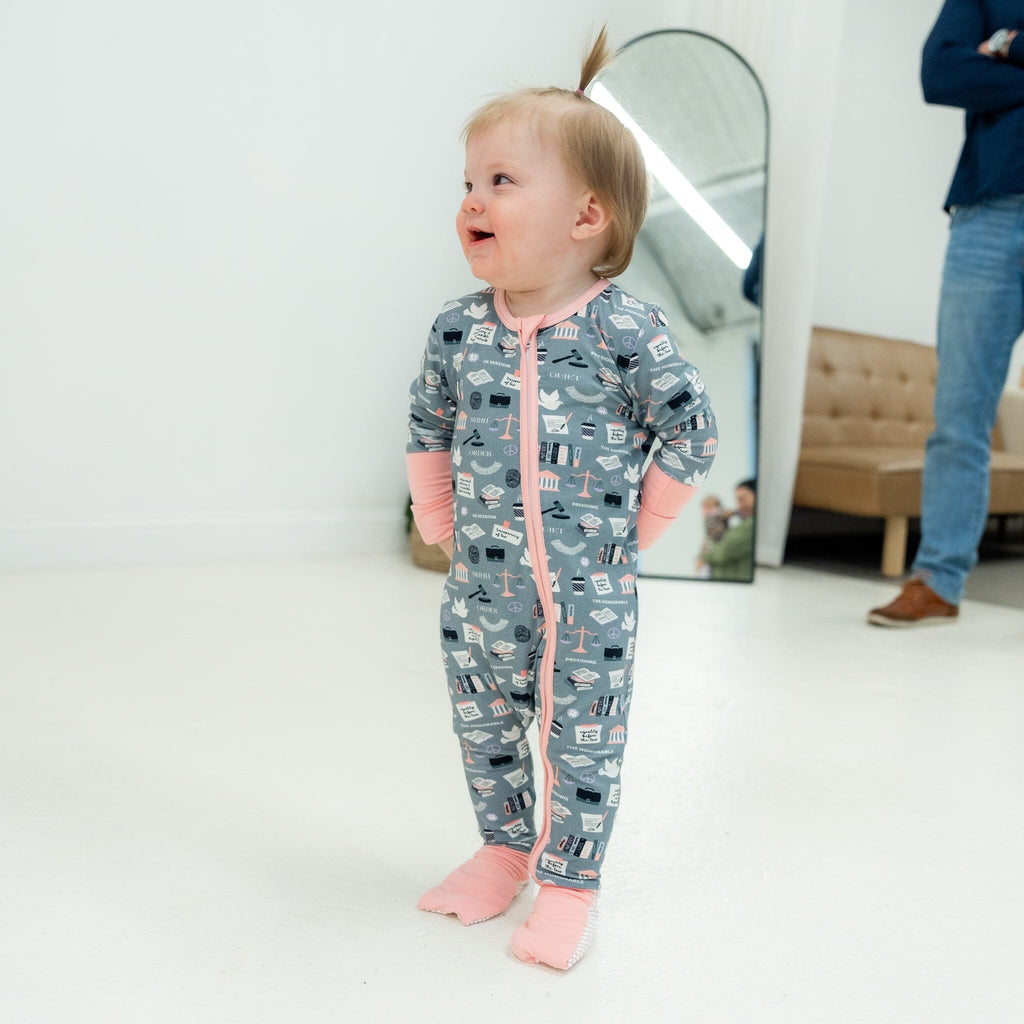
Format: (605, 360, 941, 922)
(417, 846, 531, 925)
(509, 885, 598, 970)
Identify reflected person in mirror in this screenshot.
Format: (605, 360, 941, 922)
(406, 26, 716, 969)
(695, 493, 726, 577)
(704, 478, 756, 581)
(869, 0, 1024, 626)
(742, 235, 764, 308)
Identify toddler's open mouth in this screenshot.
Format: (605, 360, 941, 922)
(468, 228, 495, 242)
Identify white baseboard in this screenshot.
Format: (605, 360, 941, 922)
(0, 509, 407, 571)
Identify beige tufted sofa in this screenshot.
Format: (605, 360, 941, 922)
(793, 326, 1024, 576)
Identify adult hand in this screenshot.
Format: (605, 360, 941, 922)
(978, 30, 1017, 57)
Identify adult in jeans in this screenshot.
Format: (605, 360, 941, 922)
(869, 0, 1024, 627)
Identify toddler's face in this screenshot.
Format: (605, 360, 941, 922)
(458, 119, 593, 296)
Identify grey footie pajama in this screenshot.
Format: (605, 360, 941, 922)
(408, 280, 716, 890)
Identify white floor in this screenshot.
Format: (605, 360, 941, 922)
(2, 553, 1023, 1024)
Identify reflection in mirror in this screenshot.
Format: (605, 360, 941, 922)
(593, 30, 767, 581)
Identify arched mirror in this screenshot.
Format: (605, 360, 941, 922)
(592, 30, 767, 582)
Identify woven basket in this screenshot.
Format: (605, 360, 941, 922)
(408, 522, 450, 573)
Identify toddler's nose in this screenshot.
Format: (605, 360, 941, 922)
(461, 189, 483, 214)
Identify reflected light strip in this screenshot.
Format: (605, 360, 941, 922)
(590, 82, 752, 269)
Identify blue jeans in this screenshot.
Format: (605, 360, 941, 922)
(912, 194, 1024, 605)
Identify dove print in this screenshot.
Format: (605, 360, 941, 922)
(408, 280, 716, 889)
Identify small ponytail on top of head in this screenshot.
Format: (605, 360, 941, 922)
(577, 24, 615, 96)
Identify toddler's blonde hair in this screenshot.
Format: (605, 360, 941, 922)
(462, 25, 648, 279)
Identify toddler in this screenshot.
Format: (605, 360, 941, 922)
(696, 494, 726, 577)
(406, 26, 717, 970)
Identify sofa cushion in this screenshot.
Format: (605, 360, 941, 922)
(796, 445, 1024, 517)
(989, 450, 1024, 510)
(795, 446, 927, 516)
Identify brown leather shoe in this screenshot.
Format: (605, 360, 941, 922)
(867, 578, 959, 627)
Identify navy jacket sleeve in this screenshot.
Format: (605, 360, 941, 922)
(1009, 36, 1024, 68)
(921, 0, 1024, 113)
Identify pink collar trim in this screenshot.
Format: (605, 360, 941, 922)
(494, 279, 609, 332)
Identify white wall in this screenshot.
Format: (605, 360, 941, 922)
(812, 0, 1024, 380)
(812, 0, 958, 344)
(0, 0, 845, 571)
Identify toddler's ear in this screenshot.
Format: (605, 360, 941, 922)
(572, 192, 611, 240)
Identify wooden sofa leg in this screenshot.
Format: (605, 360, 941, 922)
(881, 517, 909, 577)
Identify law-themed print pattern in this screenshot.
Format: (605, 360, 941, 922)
(408, 282, 716, 889)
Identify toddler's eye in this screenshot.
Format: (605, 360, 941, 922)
(493, 173, 512, 186)
(464, 181, 473, 193)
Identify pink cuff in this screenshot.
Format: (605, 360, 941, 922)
(637, 463, 698, 550)
(406, 451, 454, 546)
